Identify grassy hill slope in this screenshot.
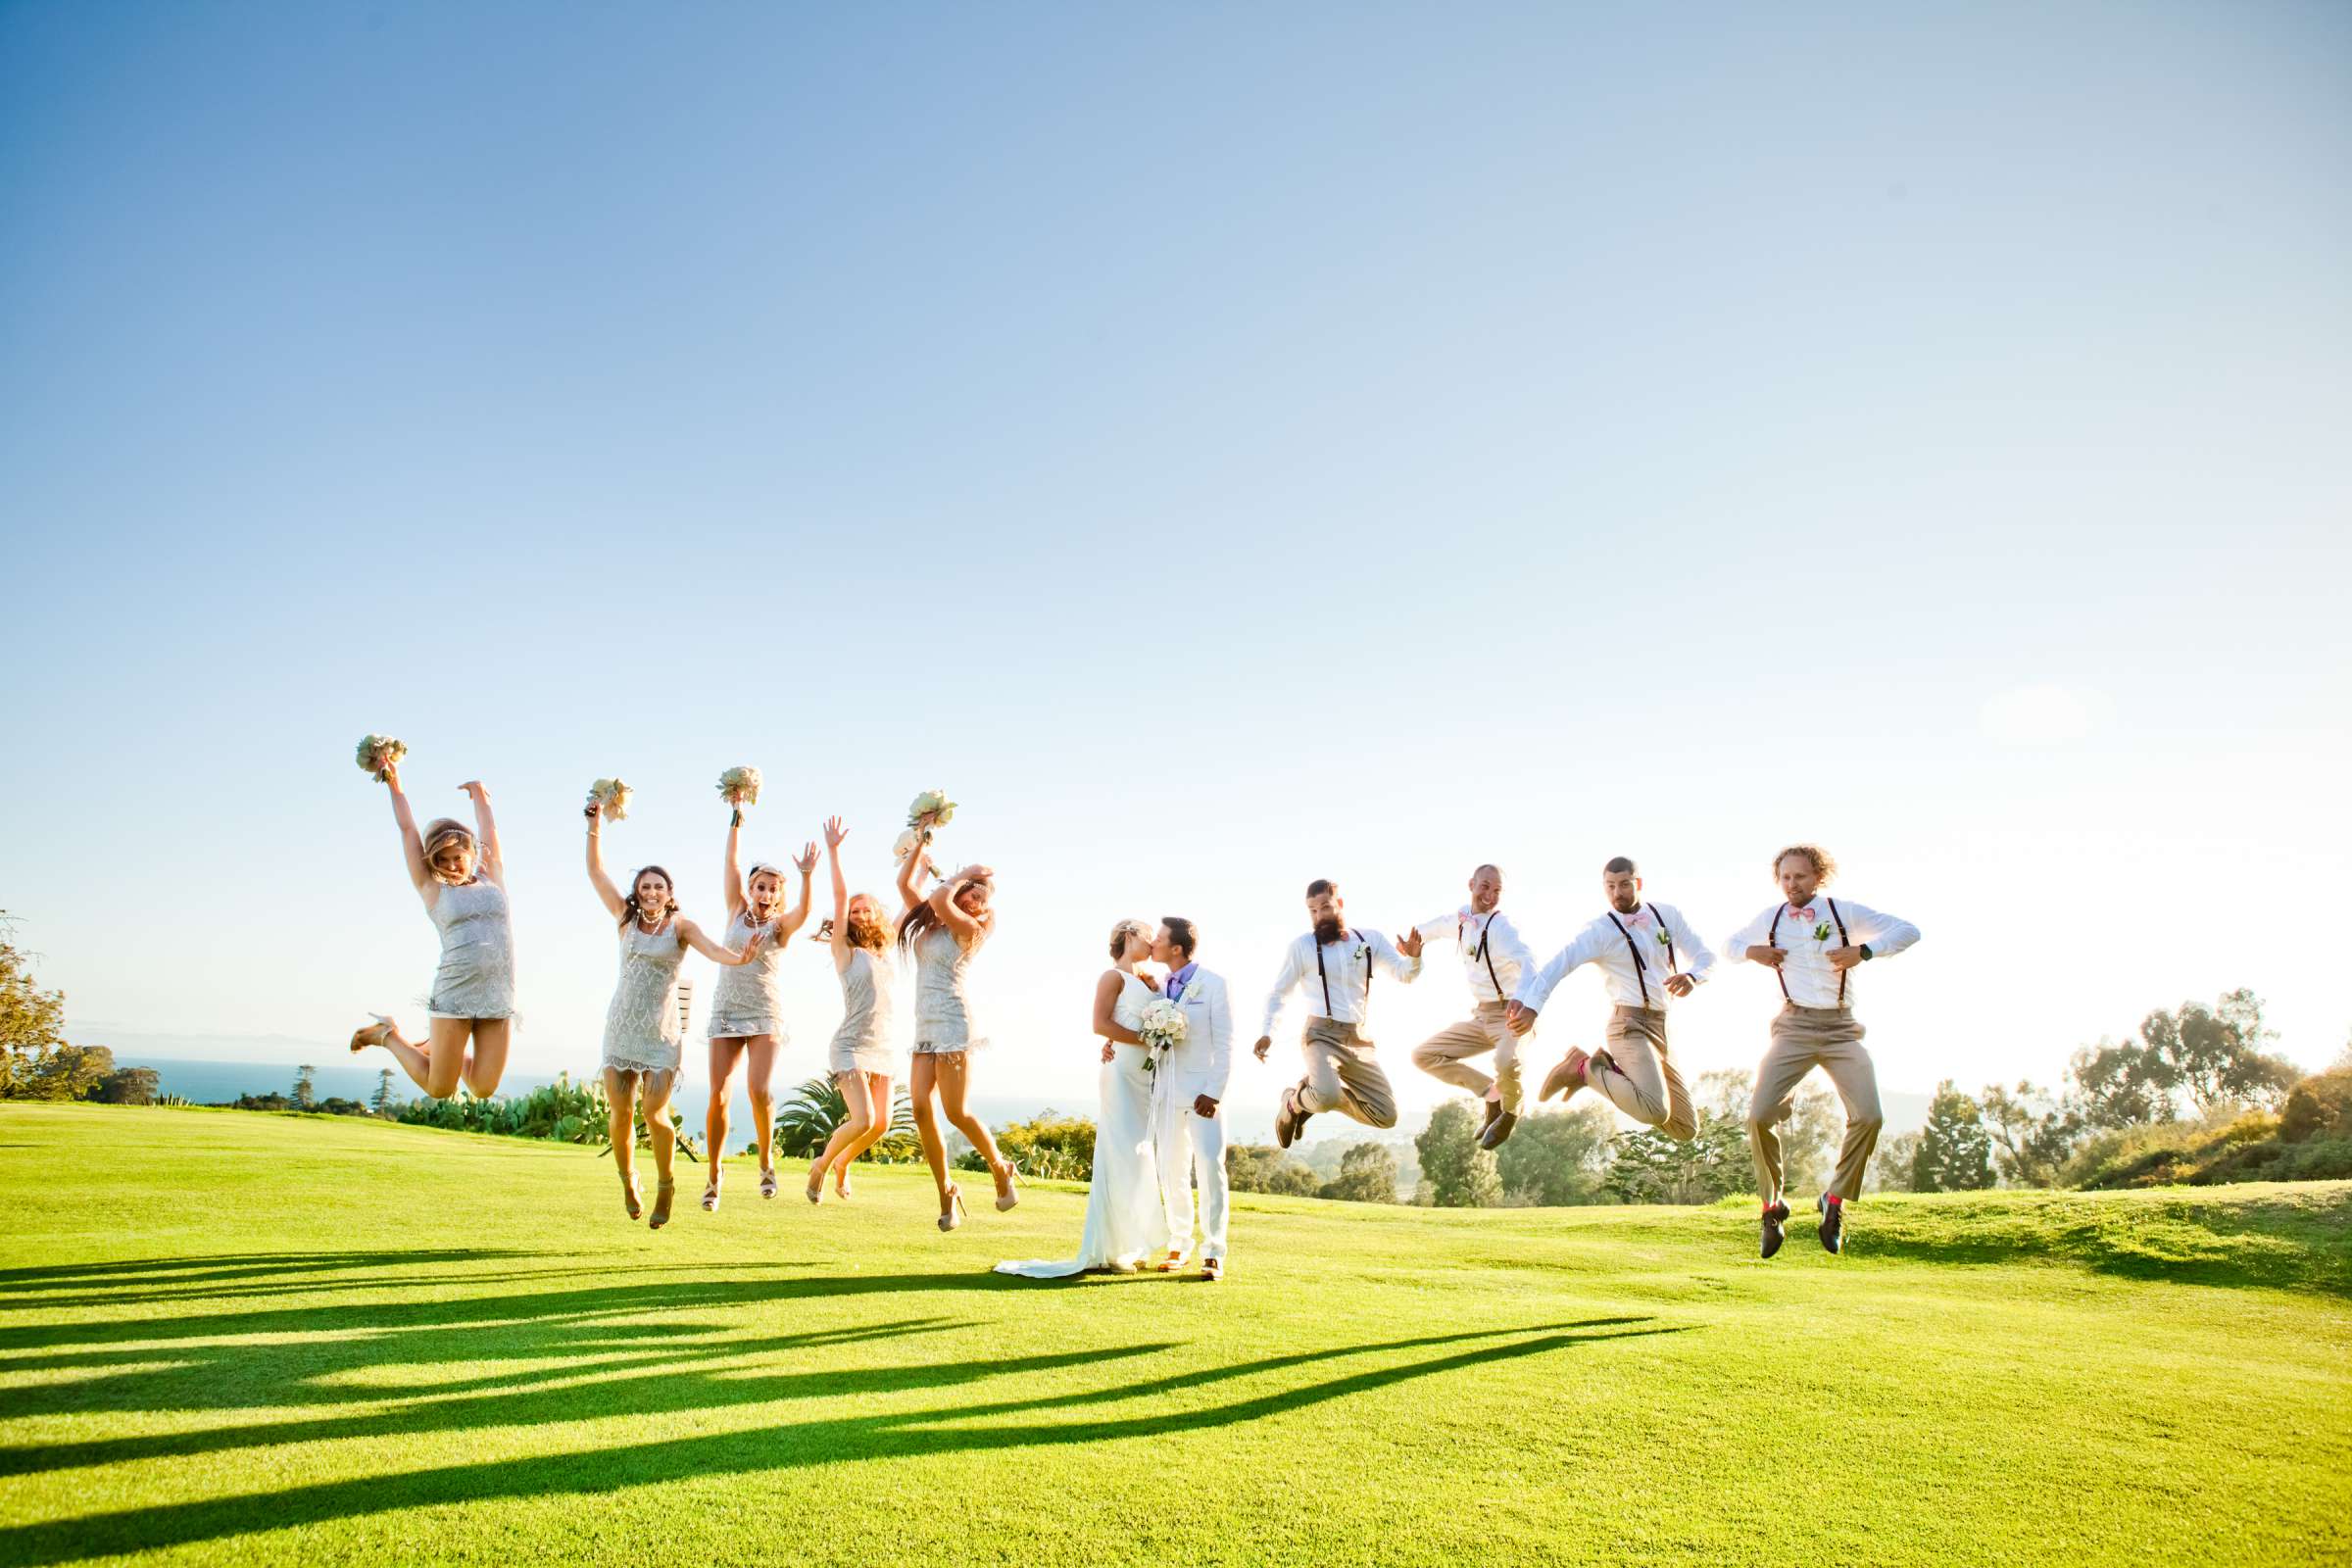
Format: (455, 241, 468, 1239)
(3, 1102, 2347, 1566)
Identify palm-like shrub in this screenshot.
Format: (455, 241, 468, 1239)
(772, 1076, 921, 1162)
(956, 1111, 1094, 1181)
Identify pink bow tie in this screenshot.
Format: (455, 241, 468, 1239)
(1787, 906, 1814, 921)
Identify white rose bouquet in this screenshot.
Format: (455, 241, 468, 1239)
(716, 765, 761, 808)
(906, 788, 956, 842)
(1138, 998, 1187, 1072)
(355, 734, 407, 782)
(587, 777, 634, 821)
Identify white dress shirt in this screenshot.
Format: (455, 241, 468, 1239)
(1261, 928, 1421, 1037)
(1719, 897, 1920, 1009)
(1515, 903, 1716, 1013)
(1414, 906, 1533, 1005)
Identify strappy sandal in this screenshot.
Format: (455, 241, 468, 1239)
(759, 1167, 778, 1200)
(618, 1169, 643, 1221)
(701, 1177, 721, 1213)
(938, 1185, 966, 1233)
(994, 1161, 1022, 1212)
(648, 1178, 677, 1230)
(349, 1013, 395, 1054)
(805, 1165, 826, 1204)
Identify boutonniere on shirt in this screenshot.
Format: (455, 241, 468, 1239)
(1811, 921, 1833, 943)
(1652, 926, 1673, 947)
(1354, 944, 1371, 962)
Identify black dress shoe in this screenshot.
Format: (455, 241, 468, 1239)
(1817, 1195, 1844, 1254)
(1479, 1110, 1517, 1151)
(1760, 1200, 1791, 1259)
(1480, 1099, 1503, 1135)
(1274, 1087, 1311, 1149)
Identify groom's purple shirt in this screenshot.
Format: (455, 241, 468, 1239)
(1166, 961, 1199, 1003)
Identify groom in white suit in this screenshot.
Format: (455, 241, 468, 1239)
(1150, 916, 1235, 1281)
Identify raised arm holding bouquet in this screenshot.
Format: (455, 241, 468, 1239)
(348, 741, 516, 1102)
(585, 795, 766, 1232)
(897, 831, 1020, 1231)
(701, 771, 814, 1211)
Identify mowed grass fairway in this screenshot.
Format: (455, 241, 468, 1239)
(4, 1104, 2348, 1566)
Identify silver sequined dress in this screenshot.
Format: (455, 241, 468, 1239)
(601, 920, 687, 1075)
(706, 909, 787, 1040)
(910, 926, 986, 1054)
(829, 947, 898, 1076)
(425, 877, 516, 1020)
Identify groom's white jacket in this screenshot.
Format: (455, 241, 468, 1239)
(1166, 966, 1235, 1102)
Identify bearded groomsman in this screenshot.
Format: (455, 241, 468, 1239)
(1721, 843, 1921, 1258)
(1506, 857, 1711, 1147)
(1254, 879, 1423, 1148)
(1149, 917, 1235, 1281)
(1411, 863, 1537, 1151)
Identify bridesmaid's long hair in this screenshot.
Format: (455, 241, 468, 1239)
(620, 865, 679, 930)
(898, 873, 993, 955)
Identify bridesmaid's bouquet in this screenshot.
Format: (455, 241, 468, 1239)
(906, 788, 956, 842)
(354, 734, 406, 782)
(587, 777, 633, 821)
(715, 765, 761, 808)
(1138, 999, 1187, 1072)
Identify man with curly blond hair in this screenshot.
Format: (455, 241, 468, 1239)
(1721, 844, 1920, 1258)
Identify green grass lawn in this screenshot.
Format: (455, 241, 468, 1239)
(4, 1102, 2348, 1566)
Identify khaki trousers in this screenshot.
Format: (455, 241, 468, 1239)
(1746, 1004, 1883, 1204)
(1298, 1018, 1398, 1129)
(1592, 1006, 1696, 1142)
(1411, 1002, 1521, 1113)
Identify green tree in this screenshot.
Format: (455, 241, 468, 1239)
(1318, 1142, 1400, 1202)
(1979, 1079, 2077, 1187)
(24, 1044, 115, 1102)
(2138, 990, 2299, 1113)
(0, 914, 69, 1099)
(1912, 1079, 1994, 1192)
(1415, 1100, 1501, 1207)
(1699, 1068, 1838, 1194)
(1226, 1144, 1320, 1196)
(1604, 1111, 1748, 1204)
(1868, 1128, 1923, 1193)
(1494, 1104, 1615, 1205)
(369, 1068, 397, 1117)
(292, 1064, 317, 1111)
(95, 1066, 160, 1105)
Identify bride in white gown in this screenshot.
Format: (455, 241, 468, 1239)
(996, 920, 1171, 1278)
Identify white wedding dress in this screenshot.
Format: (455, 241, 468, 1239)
(996, 970, 1170, 1278)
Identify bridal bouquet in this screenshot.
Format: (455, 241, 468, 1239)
(354, 734, 406, 782)
(715, 765, 761, 808)
(1137, 998, 1187, 1072)
(906, 788, 956, 842)
(892, 828, 921, 864)
(587, 777, 633, 821)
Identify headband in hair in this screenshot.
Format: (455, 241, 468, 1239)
(421, 819, 475, 856)
(745, 861, 783, 883)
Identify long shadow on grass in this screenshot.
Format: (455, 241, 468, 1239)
(0, 1320, 1680, 1563)
(0, 1266, 1014, 1354)
(0, 1251, 536, 1290)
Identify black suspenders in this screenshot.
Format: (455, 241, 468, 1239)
(1769, 901, 1850, 1004)
(1463, 913, 1504, 998)
(1314, 930, 1373, 1016)
(1606, 906, 1676, 1008)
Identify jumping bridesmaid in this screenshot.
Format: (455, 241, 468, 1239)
(898, 843, 1017, 1230)
(585, 797, 766, 1230)
(805, 816, 903, 1203)
(350, 760, 514, 1098)
(702, 800, 817, 1211)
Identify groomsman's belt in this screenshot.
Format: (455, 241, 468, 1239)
(1612, 1004, 1668, 1020)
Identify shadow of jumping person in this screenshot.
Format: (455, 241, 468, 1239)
(0, 1319, 1684, 1565)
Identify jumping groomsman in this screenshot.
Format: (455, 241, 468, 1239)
(1411, 863, 1537, 1151)
(1506, 857, 1710, 1147)
(1721, 843, 1921, 1258)
(1254, 879, 1423, 1148)
(1150, 917, 1235, 1282)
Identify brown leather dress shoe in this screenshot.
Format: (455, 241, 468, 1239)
(1540, 1048, 1591, 1102)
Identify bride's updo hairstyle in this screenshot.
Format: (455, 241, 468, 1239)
(1107, 918, 1151, 961)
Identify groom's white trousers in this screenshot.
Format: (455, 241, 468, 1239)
(1156, 1093, 1229, 1261)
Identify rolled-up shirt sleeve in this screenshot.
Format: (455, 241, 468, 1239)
(1513, 923, 1604, 1012)
(1366, 929, 1420, 983)
(1838, 901, 1920, 959)
(1665, 906, 1716, 983)
(1260, 939, 1304, 1038)
(1721, 906, 1774, 965)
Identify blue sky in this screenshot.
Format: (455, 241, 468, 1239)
(4, 3, 2347, 1117)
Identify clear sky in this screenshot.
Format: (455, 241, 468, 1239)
(4, 3, 2347, 1122)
